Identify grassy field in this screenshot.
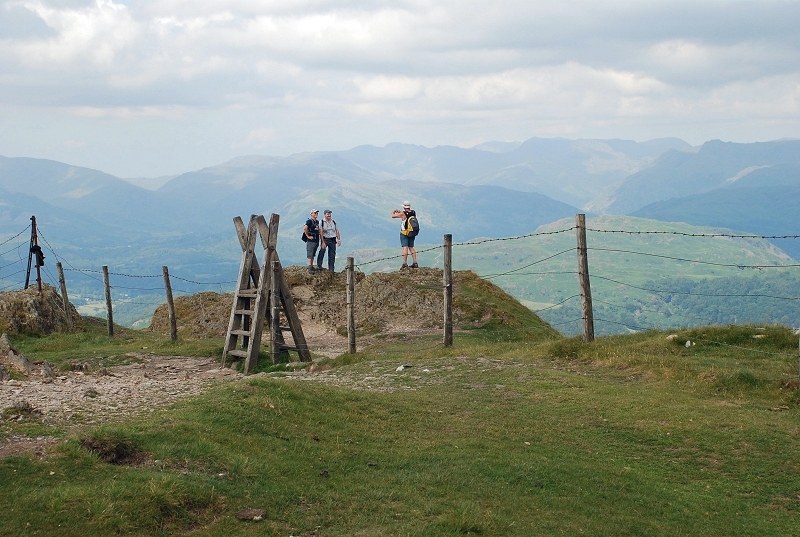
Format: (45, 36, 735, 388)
(2, 316, 799, 535)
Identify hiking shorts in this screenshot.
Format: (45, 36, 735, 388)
(400, 234, 415, 248)
(306, 239, 319, 258)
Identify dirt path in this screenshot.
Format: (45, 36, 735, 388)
(0, 354, 243, 458)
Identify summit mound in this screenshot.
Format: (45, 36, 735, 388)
(148, 266, 559, 354)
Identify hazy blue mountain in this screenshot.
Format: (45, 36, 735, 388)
(0, 184, 128, 247)
(0, 150, 582, 281)
(471, 137, 691, 206)
(0, 156, 177, 233)
(632, 183, 800, 258)
(333, 137, 690, 207)
(603, 139, 800, 214)
(2, 137, 798, 332)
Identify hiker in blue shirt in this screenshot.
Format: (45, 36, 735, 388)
(303, 209, 320, 273)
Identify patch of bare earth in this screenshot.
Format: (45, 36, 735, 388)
(148, 265, 452, 357)
(0, 355, 243, 458)
(2, 266, 497, 458)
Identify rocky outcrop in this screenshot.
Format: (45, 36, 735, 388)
(0, 285, 81, 336)
(0, 333, 33, 376)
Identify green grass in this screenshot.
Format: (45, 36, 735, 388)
(10, 318, 224, 371)
(2, 314, 800, 535)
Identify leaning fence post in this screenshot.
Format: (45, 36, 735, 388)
(56, 262, 72, 330)
(576, 214, 594, 342)
(347, 257, 356, 354)
(162, 266, 177, 341)
(102, 265, 114, 337)
(443, 234, 453, 347)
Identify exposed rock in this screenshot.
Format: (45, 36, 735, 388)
(236, 508, 265, 521)
(0, 333, 33, 375)
(0, 285, 82, 336)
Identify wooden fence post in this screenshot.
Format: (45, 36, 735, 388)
(271, 260, 281, 363)
(102, 265, 113, 337)
(55, 262, 72, 330)
(443, 234, 453, 347)
(347, 256, 356, 354)
(162, 266, 177, 341)
(576, 214, 594, 342)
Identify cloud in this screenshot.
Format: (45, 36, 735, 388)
(5, 0, 137, 66)
(0, 0, 798, 177)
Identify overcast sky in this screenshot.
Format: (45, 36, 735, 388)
(1, 0, 798, 178)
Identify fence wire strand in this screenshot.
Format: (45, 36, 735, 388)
(3, 219, 800, 365)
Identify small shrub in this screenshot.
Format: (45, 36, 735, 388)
(544, 337, 585, 359)
(80, 428, 146, 464)
(781, 379, 800, 406)
(1, 400, 42, 421)
(713, 370, 766, 393)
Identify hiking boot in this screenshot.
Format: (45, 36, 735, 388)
(400, 263, 409, 270)
(317, 266, 324, 271)
(307, 266, 316, 273)
(411, 263, 419, 268)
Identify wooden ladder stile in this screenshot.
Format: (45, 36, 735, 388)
(222, 215, 258, 368)
(222, 213, 310, 373)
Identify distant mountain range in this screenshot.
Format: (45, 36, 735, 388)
(1, 137, 798, 332)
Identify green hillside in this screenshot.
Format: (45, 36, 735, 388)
(369, 215, 800, 336)
(2, 280, 799, 536)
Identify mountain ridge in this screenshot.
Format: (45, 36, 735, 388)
(2, 136, 798, 333)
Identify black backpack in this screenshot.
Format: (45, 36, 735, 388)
(407, 214, 420, 237)
(301, 219, 319, 242)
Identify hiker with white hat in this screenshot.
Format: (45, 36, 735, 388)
(390, 200, 419, 270)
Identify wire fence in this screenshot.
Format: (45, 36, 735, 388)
(2, 215, 799, 369)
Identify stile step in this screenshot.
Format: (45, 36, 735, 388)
(237, 289, 258, 297)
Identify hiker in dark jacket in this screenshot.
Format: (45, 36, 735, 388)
(303, 209, 320, 273)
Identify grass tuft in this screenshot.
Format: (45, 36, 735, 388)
(79, 428, 146, 465)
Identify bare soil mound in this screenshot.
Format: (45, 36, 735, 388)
(0, 354, 243, 458)
(147, 266, 482, 355)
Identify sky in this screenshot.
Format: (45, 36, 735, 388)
(0, 0, 799, 179)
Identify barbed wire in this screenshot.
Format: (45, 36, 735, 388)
(36, 229, 59, 263)
(545, 318, 584, 328)
(170, 274, 237, 286)
(0, 258, 25, 271)
(589, 274, 800, 301)
(592, 297, 671, 315)
(0, 241, 27, 258)
(481, 248, 577, 279)
(5, 219, 800, 364)
(588, 247, 800, 269)
(110, 284, 168, 292)
(531, 295, 580, 313)
(452, 226, 576, 247)
(0, 224, 31, 248)
(586, 228, 800, 239)
(355, 244, 443, 268)
(0, 269, 26, 291)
